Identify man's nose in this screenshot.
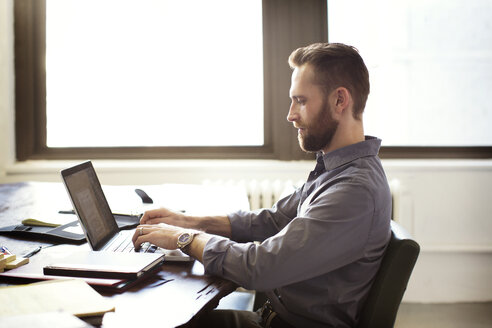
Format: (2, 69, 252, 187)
(287, 102, 297, 122)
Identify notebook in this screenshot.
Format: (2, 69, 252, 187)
(46, 161, 167, 279)
(43, 250, 164, 280)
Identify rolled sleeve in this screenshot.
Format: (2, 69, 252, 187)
(228, 190, 301, 243)
(202, 235, 235, 276)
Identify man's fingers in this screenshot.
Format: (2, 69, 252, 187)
(132, 225, 151, 245)
(140, 208, 170, 224)
(144, 218, 161, 225)
(140, 212, 156, 224)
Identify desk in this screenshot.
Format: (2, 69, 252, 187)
(0, 182, 248, 327)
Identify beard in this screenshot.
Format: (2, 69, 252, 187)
(298, 100, 339, 153)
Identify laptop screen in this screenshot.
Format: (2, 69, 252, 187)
(61, 161, 119, 250)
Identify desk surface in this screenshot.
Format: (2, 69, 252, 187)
(0, 182, 245, 327)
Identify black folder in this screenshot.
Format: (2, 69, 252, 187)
(0, 214, 140, 244)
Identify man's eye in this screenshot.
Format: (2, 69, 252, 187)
(291, 96, 305, 105)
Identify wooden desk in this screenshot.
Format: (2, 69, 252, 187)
(0, 182, 245, 327)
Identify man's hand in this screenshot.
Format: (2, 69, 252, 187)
(131, 223, 211, 262)
(140, 208, 189, 227)
(131, 223, 183, 251)
(139, 208, 232, 238)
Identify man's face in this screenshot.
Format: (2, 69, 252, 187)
(287, 64, 339, 153)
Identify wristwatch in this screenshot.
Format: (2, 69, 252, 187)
(177, 232, 198, 254)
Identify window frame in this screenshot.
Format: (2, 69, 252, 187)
(14, 0, 492, 160)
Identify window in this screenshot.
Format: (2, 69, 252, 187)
(328, 0, 492, 158)
(17, 0, 491, 160)
(46, 0, 264, 148)
(15, 0, 327, 160)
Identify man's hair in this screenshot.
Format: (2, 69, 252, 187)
(288, 43, 370, 119)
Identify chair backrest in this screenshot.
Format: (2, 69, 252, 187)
(357, 220, 420, 328)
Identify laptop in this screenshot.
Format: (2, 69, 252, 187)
(60, 161, 152, 253)
(60, 161, 190, 260)
(44, 161, 167, 279)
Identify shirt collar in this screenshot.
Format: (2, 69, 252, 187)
(317, 136, 382, 171)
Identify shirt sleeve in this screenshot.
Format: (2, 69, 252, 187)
(227, 188, 301, 242)
(203, 179, 377, 291)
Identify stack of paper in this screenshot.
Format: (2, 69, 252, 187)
(0, 253, 4, 272)
(0, 253, 19, 272)
(0, 279, 115, 326)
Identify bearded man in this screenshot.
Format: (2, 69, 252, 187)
(133, 43, 392, 328)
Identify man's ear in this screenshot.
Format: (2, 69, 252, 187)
(332, 87, 352, 116)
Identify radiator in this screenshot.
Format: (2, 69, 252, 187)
(202, 179, 304, 210)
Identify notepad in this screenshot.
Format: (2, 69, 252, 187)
(0, 279, 115, 321)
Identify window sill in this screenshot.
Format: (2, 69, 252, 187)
(3, 158, 492, 180)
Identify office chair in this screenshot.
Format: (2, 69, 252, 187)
(356, 220, 420, 328)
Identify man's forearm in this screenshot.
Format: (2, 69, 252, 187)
(187, 232, 212, 263)
(180, 215, 231, 263)
(194, 215, 232, 238)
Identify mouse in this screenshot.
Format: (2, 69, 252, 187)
(135, 188, 153, 204)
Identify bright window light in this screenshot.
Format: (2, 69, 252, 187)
(46, 0, 264, 147)
(329, 0, 492, 146)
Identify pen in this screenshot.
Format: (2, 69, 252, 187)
(59, 210, 75, 214)
(24, 246, 42, 258)
(0, 245, 12, 255)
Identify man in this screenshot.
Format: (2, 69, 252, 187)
(132, 43, 391, 328)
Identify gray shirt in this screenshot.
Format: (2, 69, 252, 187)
(203, 136, 391, 327)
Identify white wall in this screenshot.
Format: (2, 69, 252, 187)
(384, 161, 492, 303)
(0, 0, 15, 173)
(1, 2, 491, 303)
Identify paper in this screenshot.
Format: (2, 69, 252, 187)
(0, 279, 115, 318)
(5, 257, 29, 270)
(61, 223, 84, 235)
(22, 214, 76, 228)
(0, 312, 92, 328)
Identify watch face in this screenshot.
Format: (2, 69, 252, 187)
(178, 233, 191, 243)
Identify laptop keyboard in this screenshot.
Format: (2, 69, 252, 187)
(105, 231, 157, 253)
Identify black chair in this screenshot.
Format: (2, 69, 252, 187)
(357, 220, 420, 328)
(252, 221, 420, 327)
